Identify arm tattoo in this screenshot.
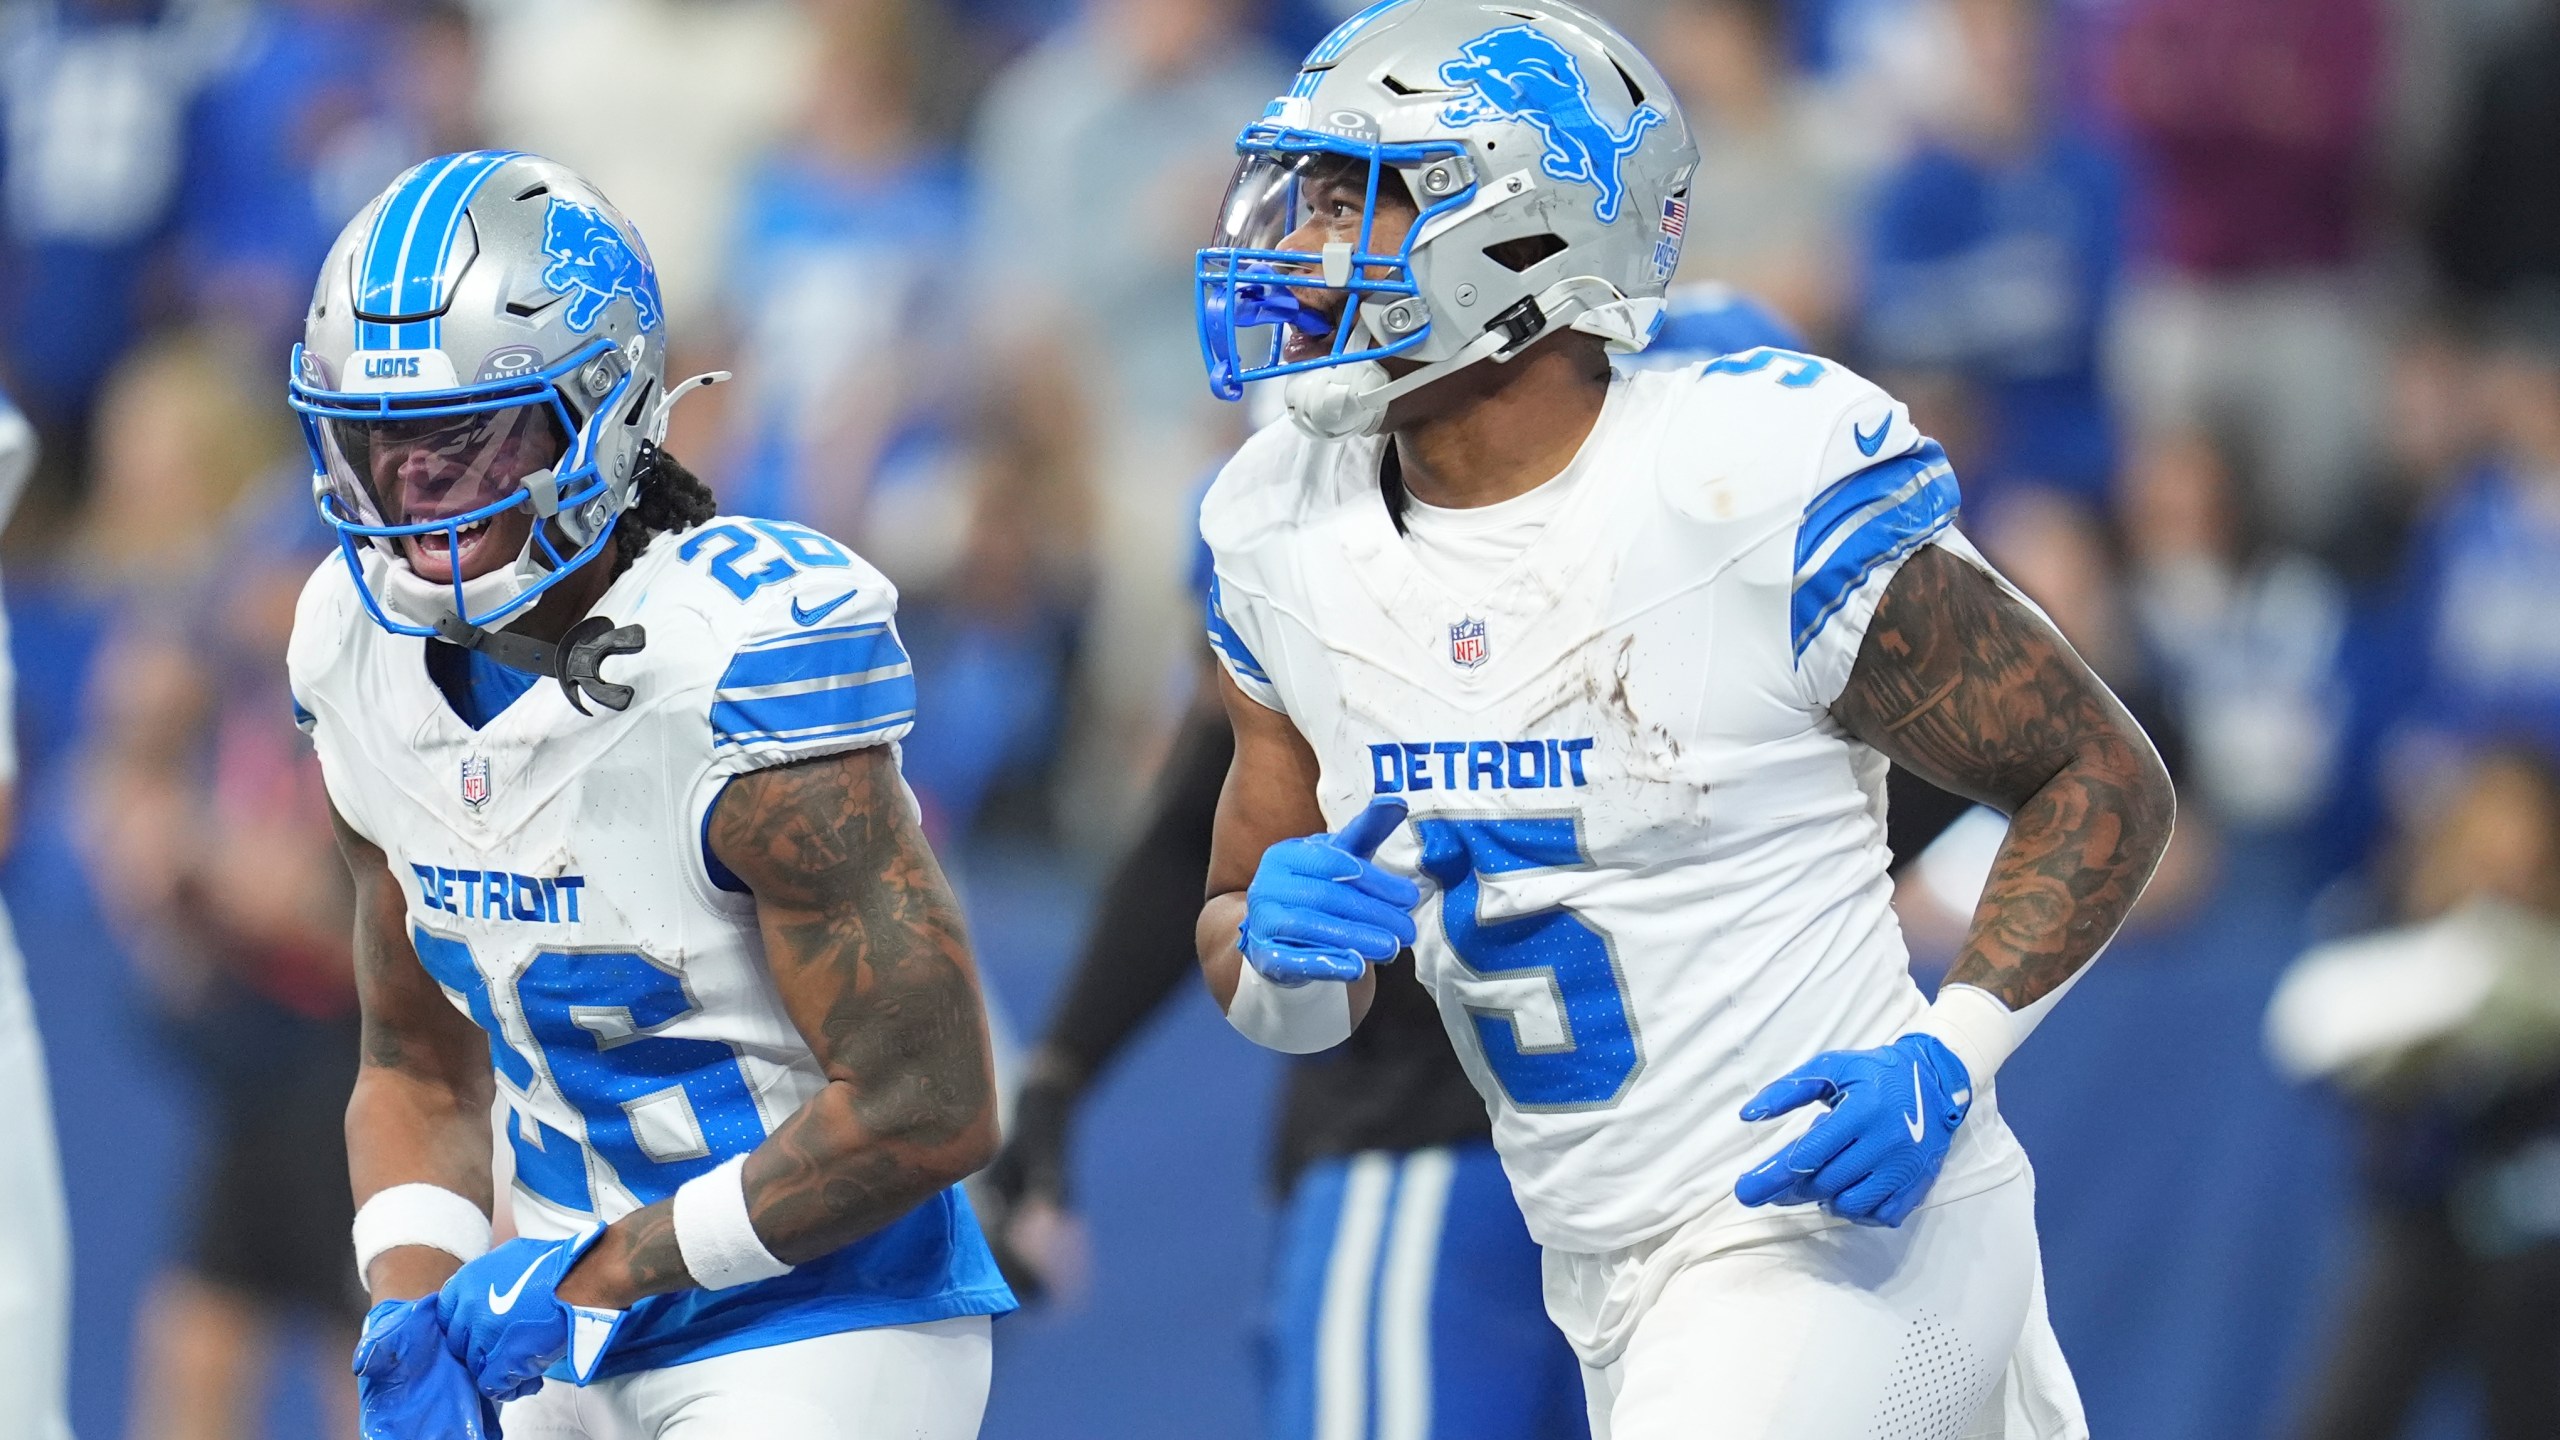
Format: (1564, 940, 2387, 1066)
(1830, 545, 2175, 1011)
(331, 802, 495, 1272)
(700, 747, 997, 1271)
(334, 802, 484, 1095)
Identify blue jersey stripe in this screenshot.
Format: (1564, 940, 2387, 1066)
(558, 1185, 1014, 1381)
(699, 776, 749, 894)
(710, 711, 916, 750)
(716, 624, 905, 692)
(711, 675, 919, 748)
(1790, 459, 1960, 657)
(1797, 439, 1946, 572)
(1206, 576, 1271, 684)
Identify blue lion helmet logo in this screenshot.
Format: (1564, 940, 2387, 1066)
(540, 197, 663, 335)
(1438, 25, 1665, 224)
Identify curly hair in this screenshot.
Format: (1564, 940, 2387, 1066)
(607, 444, 720, 575)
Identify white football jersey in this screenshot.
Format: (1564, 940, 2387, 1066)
(289, 517, 1011, 1377)
(1202, 354, 2031, 1254)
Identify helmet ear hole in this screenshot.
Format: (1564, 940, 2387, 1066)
(1609, 55, 1647, 106)
(620, 377, 659, 430)
(1484, 233, 1568, 272)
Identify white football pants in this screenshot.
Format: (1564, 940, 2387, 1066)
(1553, 1172, 2087, 1440)
(0, 901, 73, 1440)
(500, 1314, 991, 1439)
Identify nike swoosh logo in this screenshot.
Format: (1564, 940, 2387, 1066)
(1854, 415, 1894, 457)
(487, 1249, 553, 1315)
(790, 589, 858, 627)
(1903, 1062, 1927, 1143)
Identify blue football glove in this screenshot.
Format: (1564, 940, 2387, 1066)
(353, 1297, 501, 1440)
(1734, 1033, 1973, 1228)
(433, 1225, 626, 1403)
(1240, 796, 1420, 985)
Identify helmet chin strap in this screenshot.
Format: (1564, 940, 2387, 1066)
(1282, 280, 1656, 441)
(1284, 334, 1508, 441)
(434, 612, 647, 715)
(371, 526, 648, 715)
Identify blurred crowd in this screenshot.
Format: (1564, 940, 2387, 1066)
(12, 0, 2560, 1434)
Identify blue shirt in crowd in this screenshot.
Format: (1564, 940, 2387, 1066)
(2395, 462, 2560, 755)
(1858, 134, 2125, 505)
(0, 1, 234, 422)
(721, 148, 971, 525)
(177, 3, 415, 324)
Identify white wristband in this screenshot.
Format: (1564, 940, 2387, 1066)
(1914, 971, 2092, 1086)
(1913, 983, 2022, 1088)
(673, 1154, 794, 1290)
(1225, 960, 1355, 1054)
(353, 1183, 492, 1284)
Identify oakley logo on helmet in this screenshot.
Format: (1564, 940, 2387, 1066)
(540, 197, 663, 335)
(1438, 26, 1666, 224)
(1319, 108, 1381, 140)
(477, 344, 544, 382)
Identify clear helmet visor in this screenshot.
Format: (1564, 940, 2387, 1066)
(1202, 151, 1395, 355)
(1209, 150, 1394, 259)
(1210, 150, 1312, 253)
(318, 403, 566, 533)
(1196, 131, 1451, 404)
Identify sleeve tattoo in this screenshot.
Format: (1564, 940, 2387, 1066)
(577, 748, 998, 1292)
(1830, 545, 2176, 1011)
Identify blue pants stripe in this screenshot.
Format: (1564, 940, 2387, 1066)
(1265, 1142, 1586, 1440)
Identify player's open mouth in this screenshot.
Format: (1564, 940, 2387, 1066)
(1281, 319, 1338, 364)
(404, 515, 506, 582)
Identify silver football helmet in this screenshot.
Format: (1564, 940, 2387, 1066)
(288, 150, 713, 636)
(1196, 0, 1698, 438)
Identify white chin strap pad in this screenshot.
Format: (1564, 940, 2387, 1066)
(1283, 327, 1515, 441)
(368, 542, 542, 631)
(1572, 295, 1665, 354)
(1284, 362, 1394, 440)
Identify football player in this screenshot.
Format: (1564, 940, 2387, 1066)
(0, 388, 72, 1440)
(287, 152, 1014, 1438)
(984, 280, 1811, 1440)
(1190, 4, 2172, 1437)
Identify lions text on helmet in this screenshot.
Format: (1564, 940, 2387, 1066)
(1194, 0, 1696, 438)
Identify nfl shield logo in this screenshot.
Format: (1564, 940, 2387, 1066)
(459, 755, 492, 809)
(1449, 617, 1490, 670)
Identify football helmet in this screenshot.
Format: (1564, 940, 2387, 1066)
(288, 151, 704, 638)
(1196, 0, 1697, 438)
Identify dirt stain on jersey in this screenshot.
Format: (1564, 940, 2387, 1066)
(1604, 634, 1688, 780)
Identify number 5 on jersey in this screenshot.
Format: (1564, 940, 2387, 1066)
(1414, 816, 1643, 1111)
